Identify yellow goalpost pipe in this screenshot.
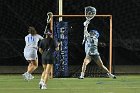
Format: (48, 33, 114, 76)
(50, 14, 113, 73)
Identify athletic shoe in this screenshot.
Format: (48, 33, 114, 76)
(113, 76, 116, 79)
(28, 74, 34, 80)
(22, 72, 34, 81)
(41, 84, 47, 89)
(39, 81, 44, 89)
(22, 72, 29, 80)
(78, 76, 84, 79)
(107, 73, 116, 79)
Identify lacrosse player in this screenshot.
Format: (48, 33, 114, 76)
(79, 20, 116, 79)
(38, 31, 60, 89)
(23, 26, 43, 80)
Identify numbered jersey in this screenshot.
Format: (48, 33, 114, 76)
(25, 34, 43, 48)
(85, 36, 99, 56)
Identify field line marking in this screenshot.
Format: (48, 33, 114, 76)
(0, 87, 140, 90)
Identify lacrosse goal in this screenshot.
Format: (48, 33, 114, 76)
(50, 14, 113, 74)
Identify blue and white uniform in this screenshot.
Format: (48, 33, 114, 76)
(84, 30, 99, 56)
(24, 34, 43, 60)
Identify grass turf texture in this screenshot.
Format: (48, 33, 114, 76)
(0, 74, 140, 93)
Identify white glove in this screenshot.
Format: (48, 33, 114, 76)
(82, 35, 85, 45)
(83, 20, 90, 27)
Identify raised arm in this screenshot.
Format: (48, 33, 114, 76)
(82, 20, 90, 44)
(84, 20, 90, 37)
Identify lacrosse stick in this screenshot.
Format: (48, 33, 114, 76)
(43, 12, 53, 36)
(82, 6, 96, 44)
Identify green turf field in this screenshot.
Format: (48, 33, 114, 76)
(0, 74, 140, 93)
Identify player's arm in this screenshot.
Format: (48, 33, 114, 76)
(39, 48, 43, 54)
(55, 41, 60, 51)
(82, 20, 90, 44)
(38, 40, 43, 54)
(39, 34, 44, 40)
(83, 20, 90, 37)
(84, 27, 90, 37)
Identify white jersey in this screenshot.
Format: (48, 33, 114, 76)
(24, 34, 43, 60)
(25, 34, 43, 49)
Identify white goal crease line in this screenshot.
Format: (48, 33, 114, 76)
(0, 87, 139, 90)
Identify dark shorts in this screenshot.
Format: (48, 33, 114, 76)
(86, 55, 101, 63)
(42, 51, 54, 65)
(91, 55, 101, 63)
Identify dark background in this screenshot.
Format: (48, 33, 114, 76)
(0, 0, 140, 66)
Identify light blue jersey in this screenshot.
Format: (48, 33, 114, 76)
(85, 36, 99, 56)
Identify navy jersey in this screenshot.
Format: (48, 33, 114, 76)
(39, 38, 57, 54)
(39, 37, 57, 64)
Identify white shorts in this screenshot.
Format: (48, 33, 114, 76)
(24, 47, 38, 60)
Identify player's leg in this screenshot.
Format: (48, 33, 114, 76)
(27, 60, 38, 73)
(27, 48, 38, 72)
(27, 60, 37, 79)
(41, 65, 46, 80)
(79, 56, 91, 79)
(39, 64, 46, 89)
(28, 50, 38, 79)
(23, 59, 38, 80)
(44, 64, 52, 83)
(22, 61, 33, 80)
(23, 48, 38, 80)
(49, 65, 53, 79)
(39, 54, 47, 89)
(41, 64, 52, 89)
(94, 55, 116, 79)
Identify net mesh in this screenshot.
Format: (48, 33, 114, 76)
(52, 16, 111, 67)
(52, 16, 111, 77)
(0, 0, 56, 59)
(0, 0, 140, 66)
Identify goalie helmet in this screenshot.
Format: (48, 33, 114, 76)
(89, 30, 99, 38)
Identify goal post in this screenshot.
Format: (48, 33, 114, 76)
(50, 14, 113, 73)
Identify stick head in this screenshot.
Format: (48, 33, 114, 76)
(85, 6, 96, 20)
(47, 12, 53, 23)
(47, 12, 53, 16)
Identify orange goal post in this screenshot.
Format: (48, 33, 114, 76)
(50, 14, 113, 73)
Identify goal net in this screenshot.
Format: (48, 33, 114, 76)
(51, 14, 113, 77)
